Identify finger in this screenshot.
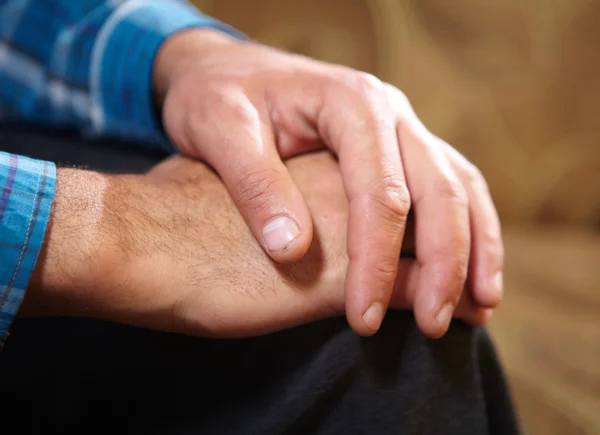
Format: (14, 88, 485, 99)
(439, 139, 504, 308)
(388, 259, 489, 329)
(401, 210, 416, 256)
(454, 291, 494, 327)
(187, 87, 313, 263)
(388, 259, 421, 309)
(389, 86, 471, 339)
(314, 74, 411, 336)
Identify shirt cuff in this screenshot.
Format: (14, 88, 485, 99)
(93, 0, 246, 153)
(0, 152, 56, 348)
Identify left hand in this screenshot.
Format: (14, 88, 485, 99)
(152, 28, 504, 338)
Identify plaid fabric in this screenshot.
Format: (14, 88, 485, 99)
(0, 0, 243, 344)
(0, 153, 55, 347)
(0, 0, 243, 151)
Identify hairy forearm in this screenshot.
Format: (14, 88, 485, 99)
(24, 168, 118, 317)
(21, 163, 210, 329)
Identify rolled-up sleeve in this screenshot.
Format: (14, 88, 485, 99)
(0, 0, 245, 153)
(0, 152, 56, 349)
(91, 0, 246, 151)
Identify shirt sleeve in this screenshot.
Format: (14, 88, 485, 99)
(0, 0, 245, 153)
(0, 151, 56, 349)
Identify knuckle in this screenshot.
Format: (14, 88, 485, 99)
(389, 84, 409, 105)
(351, 71, 384, 96)
(369, 261, 399, 285)
(235, 167, 282, 212)
(207, 85, 258, 124)
(368, 175, 411, 221)
(433, 175, 469, 208)
(384, 84, 411, 111)
(464, 163, 490, 193)
(330, 69, 385, 104)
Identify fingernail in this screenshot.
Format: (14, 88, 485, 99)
(363, 303, 385, 333)
(491, 271, 504, 298)
(262, 216, 300, 252)
(436, 302, 454, 329)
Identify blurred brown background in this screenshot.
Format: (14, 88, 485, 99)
(194, 1, 600, 433)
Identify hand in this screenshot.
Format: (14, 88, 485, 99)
(153, 29, 504, 337)
(24, 153, 490, 338)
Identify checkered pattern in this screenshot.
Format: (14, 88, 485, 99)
(0, 153, 55, 348)
(0, 0, 243, 151)
(0, 0, 243, 344)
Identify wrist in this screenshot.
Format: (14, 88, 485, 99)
(153, 27, 240, 107)
(25, 168, 126, 317)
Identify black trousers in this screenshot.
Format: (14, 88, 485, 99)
(0, 125, 520, 435)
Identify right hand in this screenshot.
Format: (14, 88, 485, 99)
(25, 152, 489, 338)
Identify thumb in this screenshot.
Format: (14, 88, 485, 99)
(190, 93, 314, 263)
(227, 153, 314, 263)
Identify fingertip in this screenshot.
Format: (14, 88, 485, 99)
(465, 308, 494, 327)
(417, 321, 450, 340)
(362, 302, 385, 333)
(344, 263, 394, 336)
(262, 215, 300, 252)
(262, 214, 313, 263)
(479, 307, 494, 324)
(472, 292, 502, 309)
(436, 302, 454, 329)
(413, 298, 455, 339)
(345, 284, 387, 336)
(472, 271, 503, 308)
(346, 308, 382, 337)
(490, 270, 504, 302)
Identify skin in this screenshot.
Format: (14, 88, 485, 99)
(24, 152, 490, 338)
(152, 29, 504, 337)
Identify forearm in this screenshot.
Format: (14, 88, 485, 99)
(24, 167, 115, 319)
(1, 159, 151, 346)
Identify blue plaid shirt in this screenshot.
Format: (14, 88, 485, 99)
(0, 0, 242, 346)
